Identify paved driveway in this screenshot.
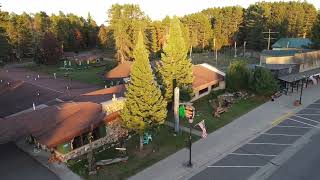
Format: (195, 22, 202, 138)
(0, 143, 59, 180)
(189, 99, 320, 180)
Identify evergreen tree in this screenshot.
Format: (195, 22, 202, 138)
(249, 67, 278, 96)
(98, 25, 108, 48)
(108, 4, 149, 63)
(226, 60, 250, 91)
(121, 31, 167, 151)
(157, 16, 193, 102)
(0, 8, 10, 61)
(311, 12, 320, 49)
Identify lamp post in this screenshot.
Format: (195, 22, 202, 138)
(185, 105, 195, 167)
(299, 75, 306, 105)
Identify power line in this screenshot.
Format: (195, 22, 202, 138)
(262, 29, 279, 50)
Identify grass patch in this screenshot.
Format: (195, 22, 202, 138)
(192, 94, 267, 132)
(191, 49, 260, 71)
(24, 61, 117, 86)
(68, 126, 198, 180)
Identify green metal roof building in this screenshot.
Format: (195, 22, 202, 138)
(272, 38, 312, 50)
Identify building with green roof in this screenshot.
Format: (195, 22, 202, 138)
(272, 38, 312, 50)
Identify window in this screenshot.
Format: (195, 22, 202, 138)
(211, 83, 219, 90)
(72, 136, 82, 149)
(199, 87, 209, 95)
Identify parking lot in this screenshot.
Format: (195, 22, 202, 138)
(0, 142, 59, 180)
(189, 99, 320, 180)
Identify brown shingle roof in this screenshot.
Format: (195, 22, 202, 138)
(0, 102, 105, 147)
(0, 78, 61, 118)
(103, 61, 224, 91)
(192, 65, 223, 91)
(105, 61, 133, 79)
(73, 84, 126, 103)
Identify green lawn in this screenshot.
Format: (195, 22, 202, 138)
(192, 94, 267, 132)
(68, 93, 266, 180)
(24, 61, 117, 86)
(68, 126, 198, 180)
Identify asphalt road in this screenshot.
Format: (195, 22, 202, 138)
(0, 143, 59, 180)
(267, 130, 320, 180)
(189, 100, 320, 180)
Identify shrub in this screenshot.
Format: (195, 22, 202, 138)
(180, 86, 193, 102)
(249, 67, 279, 96)
(226, 60, 251, 91)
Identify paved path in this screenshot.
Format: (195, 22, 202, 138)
(129, 83, 320, 180)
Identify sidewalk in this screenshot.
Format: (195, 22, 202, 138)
(129, 84, 320, 180)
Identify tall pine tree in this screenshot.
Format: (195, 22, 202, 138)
(157, 16, 193, 102)
(121, 31, 167, 151)
(311, 12, 320, 49)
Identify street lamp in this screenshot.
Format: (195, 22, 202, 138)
(185, 105, 195, 167)
(299, 75, 306, 105)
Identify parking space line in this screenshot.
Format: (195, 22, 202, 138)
(230, 153, 277, 157)
(208, 166, 262, 168)
(304, 107, 320, 110)
(294, 115, 320, 124)
(296, 114, 320, 116)
(247, 143, 291, 146)
(288, 118, 320, 128)
(263, 133, 302, 137)
(276, 125, 312, 129)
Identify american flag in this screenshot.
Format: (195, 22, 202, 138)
(195, 120, 207, 138)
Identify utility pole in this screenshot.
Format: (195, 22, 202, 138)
(213, 38, 218, 65)
(243, 41, 246, 57)
(263, 29, 279, 50)
(189, 45, 192, 61)
(234, 41, 237, 58)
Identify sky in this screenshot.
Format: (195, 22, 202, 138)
(1, 0, 320, 25)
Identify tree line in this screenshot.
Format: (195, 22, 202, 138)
(0, 8, 98, 63)
(1, 1, 320, 63)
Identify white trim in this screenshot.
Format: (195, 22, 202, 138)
(230, 153, 276, 157)
(200, 63, 226, 76)
(263, 133, 302, 137)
